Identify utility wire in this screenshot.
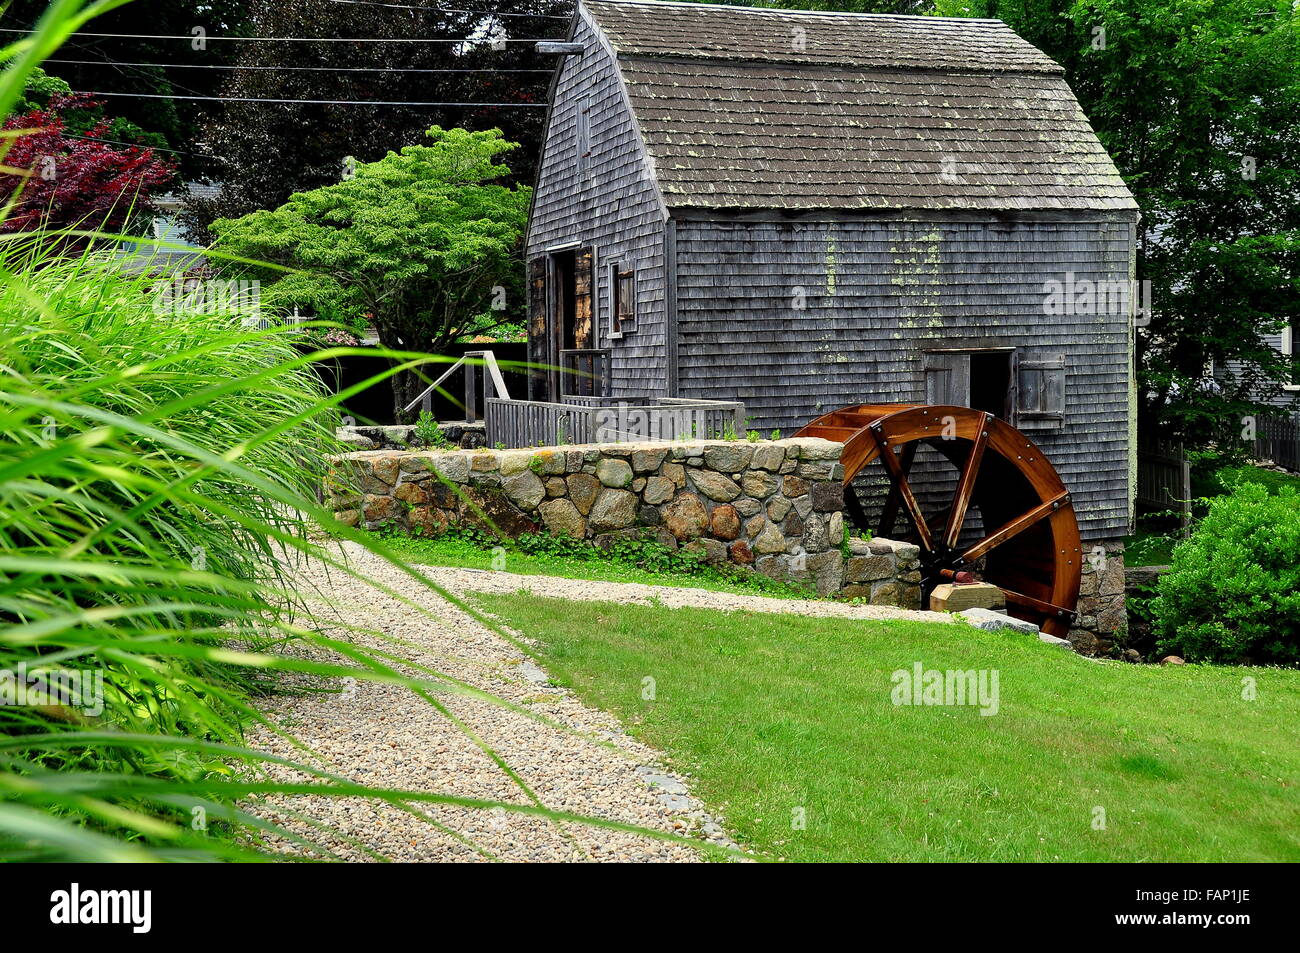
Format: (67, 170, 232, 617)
(0, 28, 548, 43)
(74, 90, 547, 106)
(324, 0, 569, 16)
(58, 133, 205, 157)
(46, 58, 552, 73)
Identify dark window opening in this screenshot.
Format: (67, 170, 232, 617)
(969, 350, 1014, 419)
(576, 103, 591, 177)
(924, 347, 1065, 428)
(552, 250, 577, 350)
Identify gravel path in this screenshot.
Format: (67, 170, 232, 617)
(246, 543, 730, 862)
(418, 564, 953, 624)
(247, 546, 947, 861)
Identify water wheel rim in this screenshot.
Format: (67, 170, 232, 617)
(799, 404, 1082, 637)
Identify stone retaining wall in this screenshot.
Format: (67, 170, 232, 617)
(326, 437, 1120, 626)
(329, 438, 872, 598)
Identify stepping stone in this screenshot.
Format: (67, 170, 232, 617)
(957, 607, 1040, 635)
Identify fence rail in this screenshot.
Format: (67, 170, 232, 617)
(1253, 412, 1300, 472)
(486, 396, 746, 449)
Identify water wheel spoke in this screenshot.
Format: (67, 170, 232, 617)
(1000, 587, 1075, 622)
(872, 430, 932, 551)
(942, 415, 990, 550)
(960, 489, 1070, 564)
(876, 440, 917, 538)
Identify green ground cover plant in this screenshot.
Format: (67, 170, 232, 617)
(372, 527, 812, 599)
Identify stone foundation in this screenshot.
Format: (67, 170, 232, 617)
(840, 537, 923, 609)
(1068, 539, 1128, 654)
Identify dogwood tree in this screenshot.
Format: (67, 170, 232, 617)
(210, 125, 530, 419)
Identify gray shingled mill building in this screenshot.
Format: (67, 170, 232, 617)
(525, 0, 1139, 588)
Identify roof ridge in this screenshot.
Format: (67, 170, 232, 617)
(583, 0, 1007, 25)
(616, 51, 1059, 78)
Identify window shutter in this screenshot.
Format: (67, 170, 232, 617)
(576, 102, 591, 178)
(1016, 354, 1066, 425)
(923, 352, 970, 406)
(526, 256, 548, 401)
(573, 247, 593, 350)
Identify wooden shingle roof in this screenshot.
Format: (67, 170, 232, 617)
(582, 0, 1138, 213)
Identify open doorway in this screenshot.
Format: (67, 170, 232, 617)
(548, 250, 576, 399)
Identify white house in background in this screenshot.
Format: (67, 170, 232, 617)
(116, 181, 220, 274)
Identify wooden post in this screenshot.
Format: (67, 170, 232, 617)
(464, 361, 478, 423)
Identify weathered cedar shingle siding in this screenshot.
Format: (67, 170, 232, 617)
(674, 217, 1134, 542)
(526, 11, 670, 397)
(527, 0, 1137, 537)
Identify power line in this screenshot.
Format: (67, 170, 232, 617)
(325, 0, 569, 16)
(58, 133, 204, 157)
(74, 90, 547, 106)
(46, 58, 552, 73)
(0, 28, 548, 43)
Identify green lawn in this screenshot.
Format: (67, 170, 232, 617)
(374, 531, 811, 599)
(475, 593, 1300, 862)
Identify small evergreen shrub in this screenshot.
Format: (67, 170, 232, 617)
(1152, 482, 1300, 664)
(413, 410, 450, 448)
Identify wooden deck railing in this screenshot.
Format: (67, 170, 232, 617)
(402, 349, 510, 421)
(486, 396, 746, 448)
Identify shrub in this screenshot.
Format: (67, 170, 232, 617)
(1152, 482, 1300, 664)
(413, 409, 449, 448)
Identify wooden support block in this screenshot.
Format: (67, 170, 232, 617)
(930, 582, 1006, 613)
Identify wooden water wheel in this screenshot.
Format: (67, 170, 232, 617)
(794, 404, 1082, 636)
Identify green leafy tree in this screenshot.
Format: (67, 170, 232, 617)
(211, 125, 530, 419)
(934, 0, 1300, 452)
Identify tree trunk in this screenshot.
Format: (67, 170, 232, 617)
(391, 363, 422, 424)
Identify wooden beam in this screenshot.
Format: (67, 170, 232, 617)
(960, 490, 1069, 563)
(1000, 587, 1076, 621)
(872, 429, 932, 551)
(535, 41, 583, 54)
(942, 415, 990, 550)
(877, 440, 916, 538)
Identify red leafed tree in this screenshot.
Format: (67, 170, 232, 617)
(0, 94, 174, 236)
